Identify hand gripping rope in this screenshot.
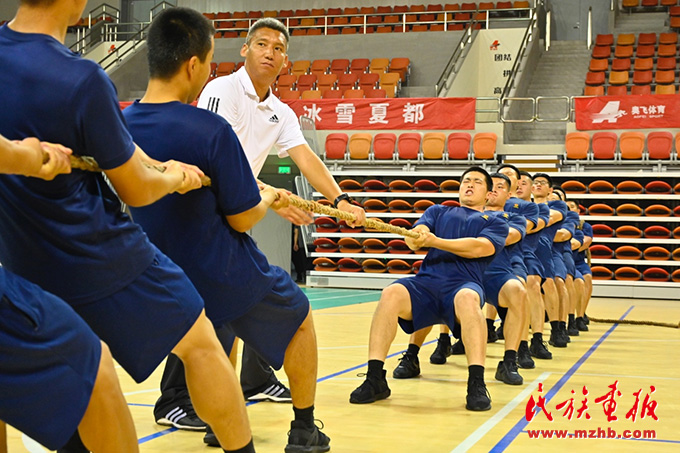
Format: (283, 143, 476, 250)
(67, 155, 419, 239)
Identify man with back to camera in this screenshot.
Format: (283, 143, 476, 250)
(0, 1, 254, 451)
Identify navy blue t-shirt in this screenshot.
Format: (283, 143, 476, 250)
(125, 101, 275, 325)
(575, 221, 593, 264)
(539, 200, 568, 248)
(485, 210, 527, 275)
(504, 197, 537, 270)
(0, 25, 154, 304)
(523, 202, 549, 253)
(554, 208, 577, 254)
(414, 205, 508, 283)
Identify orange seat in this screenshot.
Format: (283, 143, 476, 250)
(647, 131, 673, 159)
(291, 60, 311, 76)
(277, 74, 297, 90)
(316, 73, 337, 93)
(589, 58, 609, 72)
(655, 70, 676, 85)
(619, 131, 645, 159)
(633, 58, 653, 71)
(659, 32, 678, 45)
(614, 45, 633, 59)
(655, 84, 677, 95)
(472, 133, 497, 160)
(369, 58, 390, 74)
(565, 132, 590, 160)
(608, 71, 629, 86)
(301, 89, 322, 100)
(389, 57, 411, 82)
(379, 73, 401, 97)
(513, 1, 530, 7)
(658, 44, 677, 57)
(348, 133, 372, 159)
(447, 132, 471, 159)
(422, 132, 446, 159)
(278, 89, 300, 100)
(343, 89, 365, 99)
(324, 133, 348, 159)
(591, 131, 617, 160)
(373, 133, 397, 160)
(583, 85, 604, 96)
(322, 89, 343, 99)
(397, 133, 421, 160)
(616, 33, 635, 46)
(310, 59, 330, 75)
(365, 88, 387, 98)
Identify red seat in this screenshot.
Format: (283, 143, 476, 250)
(337, 73, 359, 91)
(324, 133, 348, 159)
(589, 58, 609, 72)
(447, 132, 471, 159)
(350, 58, 370, 74)
(611, 58, 631, 72)
(585, 71, 605, 86)
(296, 74, 317, 92)
(632, 70, 653, 85)
(647, 131, 673, 160)
(655, 70, 676, 85)
(329, 59, 350, 75)
(619, 131, 645, 159)
(656, 57, 677, 71)
(565, 132, 590, 159)
(277, 74, 297, 90)
(358, 72, 380, 90)
(630, 85, 651, 95)
(591, 132, 617, 160)
(365, 88, 387, 98)
(591, 45, 611, 59)
(607, 85, 627, 96)
(637, 33, 657, 46)
(316, 73, 337, 94)
(583, 86, 604, 96)
(635, 45, 655, 58)
(659, 32, 678, 45)
(397, 133, 422, 160)
(322, 89, 343, 99)
(595, 34, 614, 47)
(373, 133, 397, 159)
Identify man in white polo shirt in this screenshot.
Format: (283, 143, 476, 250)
(153, 17, 366, 438)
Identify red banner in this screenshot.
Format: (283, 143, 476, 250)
(283, 97, 476, 130)
(575, 95, 680, 130)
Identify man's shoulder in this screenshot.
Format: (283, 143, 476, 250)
(200, 72, 240, 99)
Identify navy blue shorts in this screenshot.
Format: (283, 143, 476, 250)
(536, 241, 555, 278)
(0, 270, 100, 450)
(512, 262, 528, 280)
(394, 274, 484, 334)
(576, 260, 592, 276)
(216, 266, 309, 369)
(563, 250, 576, 277)
(74, 248, 204, 382)
(483, 271, 520, 307)
(574, 269, 584, 280)
(524, 251, 545, 278)
(551, 247, 567, 280)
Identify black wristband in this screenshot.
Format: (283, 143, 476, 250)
(333, 193, 353, 208)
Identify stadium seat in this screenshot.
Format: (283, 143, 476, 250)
(301, 89, 321, 99)
(317, 73, 338, 93)
(674, 249, 680, 261)
(616, 180, 644, 193)
(363, 199, 389, 212)
(387, 259, 412, 274)
(414, 200, 435, 213)
(350, 58, 370, 74)
(655, 84, 677, 95)
(279, 89, 300, 100)
(369, 58, 390, 75)
(647, 131, 673, 159)
(363, 180, 388, 191)
(644, 225, 671, 238)
(607, 85, 627, 96)
(659, 32, 678, 44)
(322, 89, 343, 99)
(313, 257, 338, 271)
(291, 60, 311, 76)
(296, 74, 317, 91)
(310, 59, 330, 75)
(324, 133, 348, 160)
(608, 71, 629, 86)
(358, 72, 380, 90)
(614, 45, 633, 59)
(276, 74, 297, 91)
(592, 224, 614, 237)
(314, 238, 339, 253)
(611, 58, 631, 72)
(380, 73, 401, 97)
(673, 269, 680, 282)
(591, 266, 613, 280)
(658, 44, 677, 57)
(645, 180, 672, 193)
(216, 61, 235, 76)
(585, 71, 605, 86)
(595, 34, 614, 47)
(637, 33, 657, 46)
(314, 216, 339, 232)
(337, 237, 363, 253)
(388, 199, 413, 213)
(377, 6, 393, 13)
(389, 58, 411, 82)
(397, 133, 422, 160)
(642, 268, 670, 282)
(615, 246, 642, 260)
(633, 58, 653, 71)
(330, 59, 350, 75)
(644, 204, 672, 216)
(591, 132, 617, 160)
(373, 133, 397, 160)
(460, 2, 477, 10)
(388, 180, 414, 191)
(590, 245, 614, 259)
(343, 89, 365, 98)
(617, 203, 644, 216)
(619, 131, 645, 159)
(630, 85, 651, 95)
(337, 73, 359, 91)
(562, 180, 587, 194)
(422, 132, 446, 160)
(565, 132, 590, 160)
(583, 86, 604, 96)
(588, 180, 615, 193)
(472, 133, 497, 160)
(448, 132, 471, 160)
(616, 33, 635, 46)
(338, 258, 362, 272)
(588, 203, 615, 215)
(414, 179, 439, 192)
(655, 70, 676, 85)
(365, 88, 387, 98)
(656, 57, 677, 71)
(615, 225, 642, 238)
(636, 45, 655, 59)
(589, 58, 609, 72)
(348, 133, 372, 159)
(591, 45, 611, 59)
(615, 267, 641, 281)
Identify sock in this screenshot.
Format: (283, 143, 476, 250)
(503, 350, 517, 363)
(568, 313, 575, 324)
(224, 438, 255, 453)
(406, 343, 420, 355)
(293, 405, 314, 427)
(559, 321, 567, 331)
(519, 340, 529, 348)
(468, 365, 484, 382)
(550, 320, 559, 332)
(439, 333, 451, 343)
(367, 359, 384, 378)
(533, 332, 543, 342)
(486, 318, 495, 330)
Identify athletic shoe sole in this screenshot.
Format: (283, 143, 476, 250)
(156, 417, 207, 431)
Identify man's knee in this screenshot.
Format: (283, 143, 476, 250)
(454, 289, 482, 316)
(377, 284, 411, 316)
(172, 311, 221, 360)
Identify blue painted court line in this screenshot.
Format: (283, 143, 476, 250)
(519, 431, 680, 445)
(128, 403, 154, 407)
(490, 305, 635, 452)
(139, 427, 177, 444)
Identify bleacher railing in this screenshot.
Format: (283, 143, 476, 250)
(69, 2, 120, 54)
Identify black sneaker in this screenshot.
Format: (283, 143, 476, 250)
(393, 352, 420, 379)
(430, 336, 452, 364)
(575, 317, 589, 332)
(495, 360, 523, 385)
(244, 380, 292, 403)
(549, 329, 567, 348)
(466, 375, 491, 411)
(567, 319, 580, 336)
(584, 313, 590, 325)
(285, 420, 331, 453)
(529, 337, 553, 359)
(203, 426, 219, 447)
(155, 399, 207, 431)
(562, 324, 571, 343)
(487, 323, 498, 343)
(349, 370, 391, 404)
(496, 323, 505, 340)
(451, 339, 466, 355)
(517, 342, 535, 369)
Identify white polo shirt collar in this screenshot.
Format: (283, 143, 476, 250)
(235, 66, 275, 110)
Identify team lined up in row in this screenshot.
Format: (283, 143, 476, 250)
(348, 165, 593, 411)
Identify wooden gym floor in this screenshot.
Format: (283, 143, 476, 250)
(5, 288, 680, 452)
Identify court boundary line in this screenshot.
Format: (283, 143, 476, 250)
(489, 305, 635, 452)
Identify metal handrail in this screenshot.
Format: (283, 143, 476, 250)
(433, 16, 485, 97)
(98, 23, 151, 71)
(500, 8, 537, 101)
(500, 97, 535, 122)
(587, 7, 593, 49)
(545, 9, 551, 51)
(150, 1, 174, 21)
(536, 96, 571, 122)
(69, 2, 120, 54)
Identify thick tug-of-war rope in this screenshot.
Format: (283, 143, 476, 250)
(588, 317, 680, 329)
(68, 155, 419, 239)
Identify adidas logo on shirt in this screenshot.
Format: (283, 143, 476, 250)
(269, 114, 279, 123)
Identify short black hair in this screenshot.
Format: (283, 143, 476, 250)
(490, 172, 511, 190)
(461, 166, 493, 191)
(532, 172, 553, 186)
(552, 185, 567, 201)
(147, 7, 215, 79)
(497, 164, 521, 180)
(246, 18, 290, 47)
(519, 170, 533, 179)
